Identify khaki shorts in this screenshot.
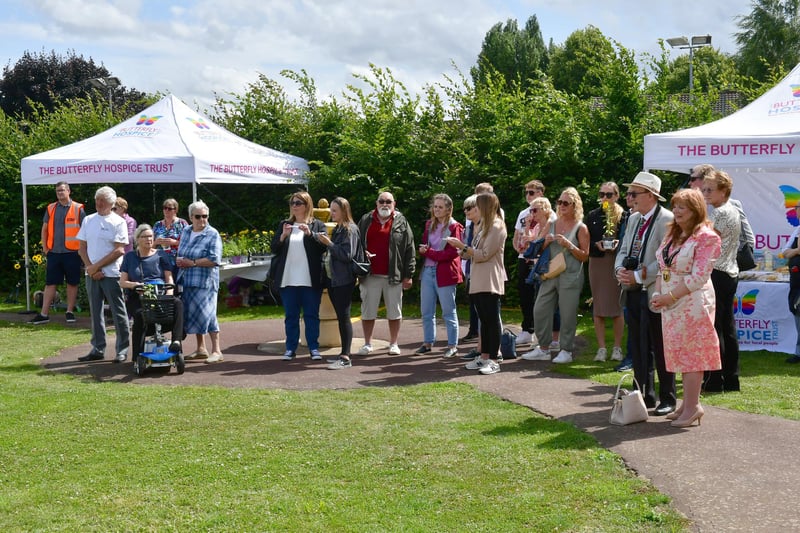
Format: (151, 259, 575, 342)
(359, 275, 403, 320)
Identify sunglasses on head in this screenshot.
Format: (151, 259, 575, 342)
(290, 200, 306, 206)
(598, 192, 614, 199)
(193, 214, 208, 219)
(377, 199, 393, 205)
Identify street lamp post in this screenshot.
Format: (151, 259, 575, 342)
(87, 76, 121, 114)
(667, 35, 712, 102)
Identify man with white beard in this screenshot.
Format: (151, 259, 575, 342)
(355, 191, 416, 356)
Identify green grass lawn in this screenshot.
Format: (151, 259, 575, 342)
(4, 297, 793, 531)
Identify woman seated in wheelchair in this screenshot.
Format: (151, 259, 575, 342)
(120, 224, 184, 355)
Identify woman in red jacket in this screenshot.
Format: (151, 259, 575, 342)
(416, 194, 464, 358)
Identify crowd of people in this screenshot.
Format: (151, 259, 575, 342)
(32, 166, 764, 426)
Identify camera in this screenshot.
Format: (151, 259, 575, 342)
(622, 256, 639, 270)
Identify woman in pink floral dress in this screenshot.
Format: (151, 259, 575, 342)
(651, 189, 721, 428)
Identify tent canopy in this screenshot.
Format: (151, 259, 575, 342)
(644, 63, 800, 173)
(21, 94, 309, 185)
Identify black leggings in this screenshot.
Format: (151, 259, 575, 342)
(329, 283, 356, 356)
(471, 292, 502, 357)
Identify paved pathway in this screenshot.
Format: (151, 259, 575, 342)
(16, 312, 800, 532)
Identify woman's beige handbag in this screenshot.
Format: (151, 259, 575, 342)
(609, 374, 649, 426)
(541, 251, 566, 280)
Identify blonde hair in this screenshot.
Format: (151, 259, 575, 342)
(560, 187, 584, 220)
(330, 197, 354, 231)
(288, 191, 314, 223)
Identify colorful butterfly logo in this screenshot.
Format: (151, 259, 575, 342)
(792, 84, 800, 97)
(779, 185, 800, 226)
(733, 289, 759, 315)
(136, 115, 162, 126)
(186, 117, 210, 130)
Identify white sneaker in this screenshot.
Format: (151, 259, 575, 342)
(357, 344, 373, 356)
(594, 347, 607, 362)
(516, 331, 532, 345)
(465, 357, 489, 370)
(388, 343, 401, 355)
(552, 350, 573, 364)
(443, 346, 458, 358)
(611, 347, 624, 361)
(521, 347, 551, 361)
(479, 359, 501, 375)
(549, 341, 560, 353)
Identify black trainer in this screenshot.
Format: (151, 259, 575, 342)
(29, 313, 50, 325)
(65, 312, 76, 323)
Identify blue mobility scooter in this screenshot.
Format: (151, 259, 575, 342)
(133, 281, 185, 376)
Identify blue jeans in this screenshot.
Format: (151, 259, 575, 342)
(280, 286, 322, 352)
(420, 266, 459, 346)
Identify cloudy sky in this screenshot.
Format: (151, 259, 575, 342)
(2, 0, 755, 109)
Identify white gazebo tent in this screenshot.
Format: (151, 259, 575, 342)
(643, 63, 800, 248)
(20, 94, 309, 309)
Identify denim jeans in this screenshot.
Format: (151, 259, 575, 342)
(420, 266, 458, 346)
(280, 286, 322, 352)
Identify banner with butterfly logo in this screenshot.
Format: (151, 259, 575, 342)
(735, 281, 796, 353)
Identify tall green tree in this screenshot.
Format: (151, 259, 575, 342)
(735, 0, 800, 80)
(548, 26, 616, 98)
(471, 15, 549, 92)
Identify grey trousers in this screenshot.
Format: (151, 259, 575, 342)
(86, 276, 130, 357)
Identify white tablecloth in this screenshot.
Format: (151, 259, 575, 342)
(219, 258, 271, 283)
(736, 280, 796, 353)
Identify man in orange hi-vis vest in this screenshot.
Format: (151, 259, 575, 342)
(29, 181, 85, 325)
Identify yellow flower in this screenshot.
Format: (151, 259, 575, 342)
(33, 254, 43, 265)
(14, 262, 21, 270)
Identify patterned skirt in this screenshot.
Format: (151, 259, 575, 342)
(182, 286, 220, 334)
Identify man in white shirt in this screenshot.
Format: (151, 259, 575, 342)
(77, 186, 130, 363)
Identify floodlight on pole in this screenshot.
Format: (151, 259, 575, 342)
(87, 76, 121, 114)
(667, 35, 711, 101)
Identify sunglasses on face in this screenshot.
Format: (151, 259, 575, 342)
(598, 192, 615, 199)
(525, 190, 540, 196)
(626, 191, 645, 198)
(377, 199, 393, 205)
(163, 206, 177, 211)
(193, 214, 209, 219)
(689, 176, 703, 182)
(556, 200, 572, 206)
(139, 234, 154, 239)
(463, 205, 475, 212)
(290, 200, 306, 206)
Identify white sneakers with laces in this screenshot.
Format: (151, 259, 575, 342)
(611, 347, 624, 361)
(594, 347, 607, 362)
(552, 350, 573, 364)
(356, 344, 373, 356)
(521, 347, 551, 361)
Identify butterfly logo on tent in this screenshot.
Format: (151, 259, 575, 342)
(136, 115, 162, 126)
(187, 117, 211, 130)
(779, 185, 800, 226)
(733, 289, 759, 316)
(792, 84, 800, 97)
